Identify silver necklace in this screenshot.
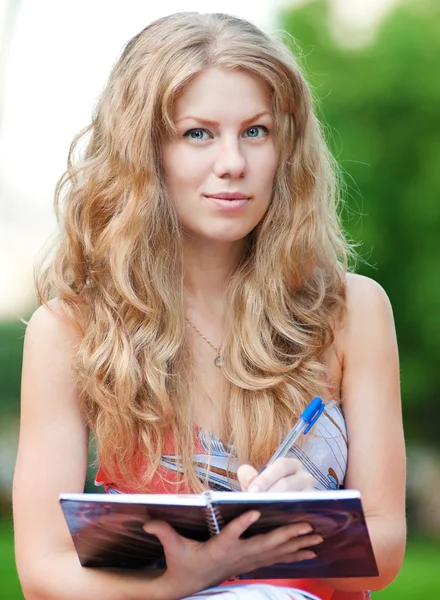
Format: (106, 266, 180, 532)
(186, 318, 224, 367)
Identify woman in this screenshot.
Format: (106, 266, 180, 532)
(13, 12, 406, 600)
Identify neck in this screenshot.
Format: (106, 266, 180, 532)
(182, 234, 247, 314)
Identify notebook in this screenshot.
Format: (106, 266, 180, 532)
(60, 489, 378, 579)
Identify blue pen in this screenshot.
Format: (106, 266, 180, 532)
(263, 397, 333, 469)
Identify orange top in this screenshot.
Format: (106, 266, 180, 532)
(95, 419, 370, 600)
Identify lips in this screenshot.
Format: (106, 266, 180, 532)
(203, 194, 251, 212)
(204, 192, 251, 200)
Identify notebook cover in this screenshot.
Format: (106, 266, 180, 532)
(60, 490, 378, 579)
(210, 491, 378, 579)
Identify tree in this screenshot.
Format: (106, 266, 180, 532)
(280, 0, 440, 444)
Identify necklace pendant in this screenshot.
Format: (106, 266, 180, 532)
(214, 355, 224, 367)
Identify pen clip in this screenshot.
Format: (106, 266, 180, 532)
(303, 397, 325, 434)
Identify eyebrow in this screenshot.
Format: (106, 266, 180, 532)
(175, 111, 272, 126)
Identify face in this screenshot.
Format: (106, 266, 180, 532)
(162, 67, 278, 245)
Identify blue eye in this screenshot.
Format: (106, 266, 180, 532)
(182, 125, 269, 141)
(183, 128, 210, 141)
(244, 125, 268, 138)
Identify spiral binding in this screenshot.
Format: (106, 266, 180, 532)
(203, 490, 224, 536)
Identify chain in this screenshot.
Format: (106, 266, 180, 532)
(185, 318, 224, 367)
(185, 318, 220, 354)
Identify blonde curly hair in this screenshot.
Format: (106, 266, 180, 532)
(36, 12, 352, 492)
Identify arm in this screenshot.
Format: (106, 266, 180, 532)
(13, 302, 168, 600)
(327, 273, 406, 592)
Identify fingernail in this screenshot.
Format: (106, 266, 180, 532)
(298, 525, 313, 535)
(250, 511, 261, 523)
(248, 484, 260, 493)
(305, 551, 316, 560)
(311, 535, 324, 545)
(143, 524, 155, 534)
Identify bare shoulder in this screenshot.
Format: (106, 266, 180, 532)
(343, 273, 394, 335)
(26, 298, 85, 347)
(22, 298, 86, 415)
(345, 272, 393, 315)
(19, 296, 88, 441)
(332, 273, 396, 366)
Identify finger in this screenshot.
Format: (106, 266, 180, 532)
(276, 549, 317, 563)
(256, 549, 317, 570)
(242, 537, 320, 573)
(266, 471, 316, 493)
(143, 520, 183, 550)
(247, 531, 322, 569)
(276, 533, 324, 556)
(248, 458, 303, 492)
(211, 510, 261, 553)
(244, 521, 314, 553)
(237, 464, 259, 491)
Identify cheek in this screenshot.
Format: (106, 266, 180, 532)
(164, 149, 206, 190)
(255, 150, 278, 190)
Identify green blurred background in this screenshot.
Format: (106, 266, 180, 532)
(1, 0, 439, 596)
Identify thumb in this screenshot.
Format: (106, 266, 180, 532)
(237, 463, 259, 492)
(143, 520, 180, 547)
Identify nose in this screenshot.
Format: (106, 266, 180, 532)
(213, 137, 247, 179)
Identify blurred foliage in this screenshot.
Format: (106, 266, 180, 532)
(0, 320, 26, 414)
(280, 0, 440, 445)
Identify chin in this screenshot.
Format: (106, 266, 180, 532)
(205, 229, 253, 244)
(183, 222, 254, 244)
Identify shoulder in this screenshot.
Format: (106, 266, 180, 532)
(24, 298, 86, 364)
(26, 298, 86, 341)
(345, 272, 391, 304)
(21, 299, 88, 428)
(334, 273, 396, 361)
(344, 272, 393, 322)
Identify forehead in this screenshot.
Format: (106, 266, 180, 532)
(173, 67, 273, 123)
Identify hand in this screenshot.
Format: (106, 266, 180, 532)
(143, 510, 322, 599)
(238, 458, 315, 493)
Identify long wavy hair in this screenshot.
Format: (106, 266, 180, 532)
(36, 12, 352, 492)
